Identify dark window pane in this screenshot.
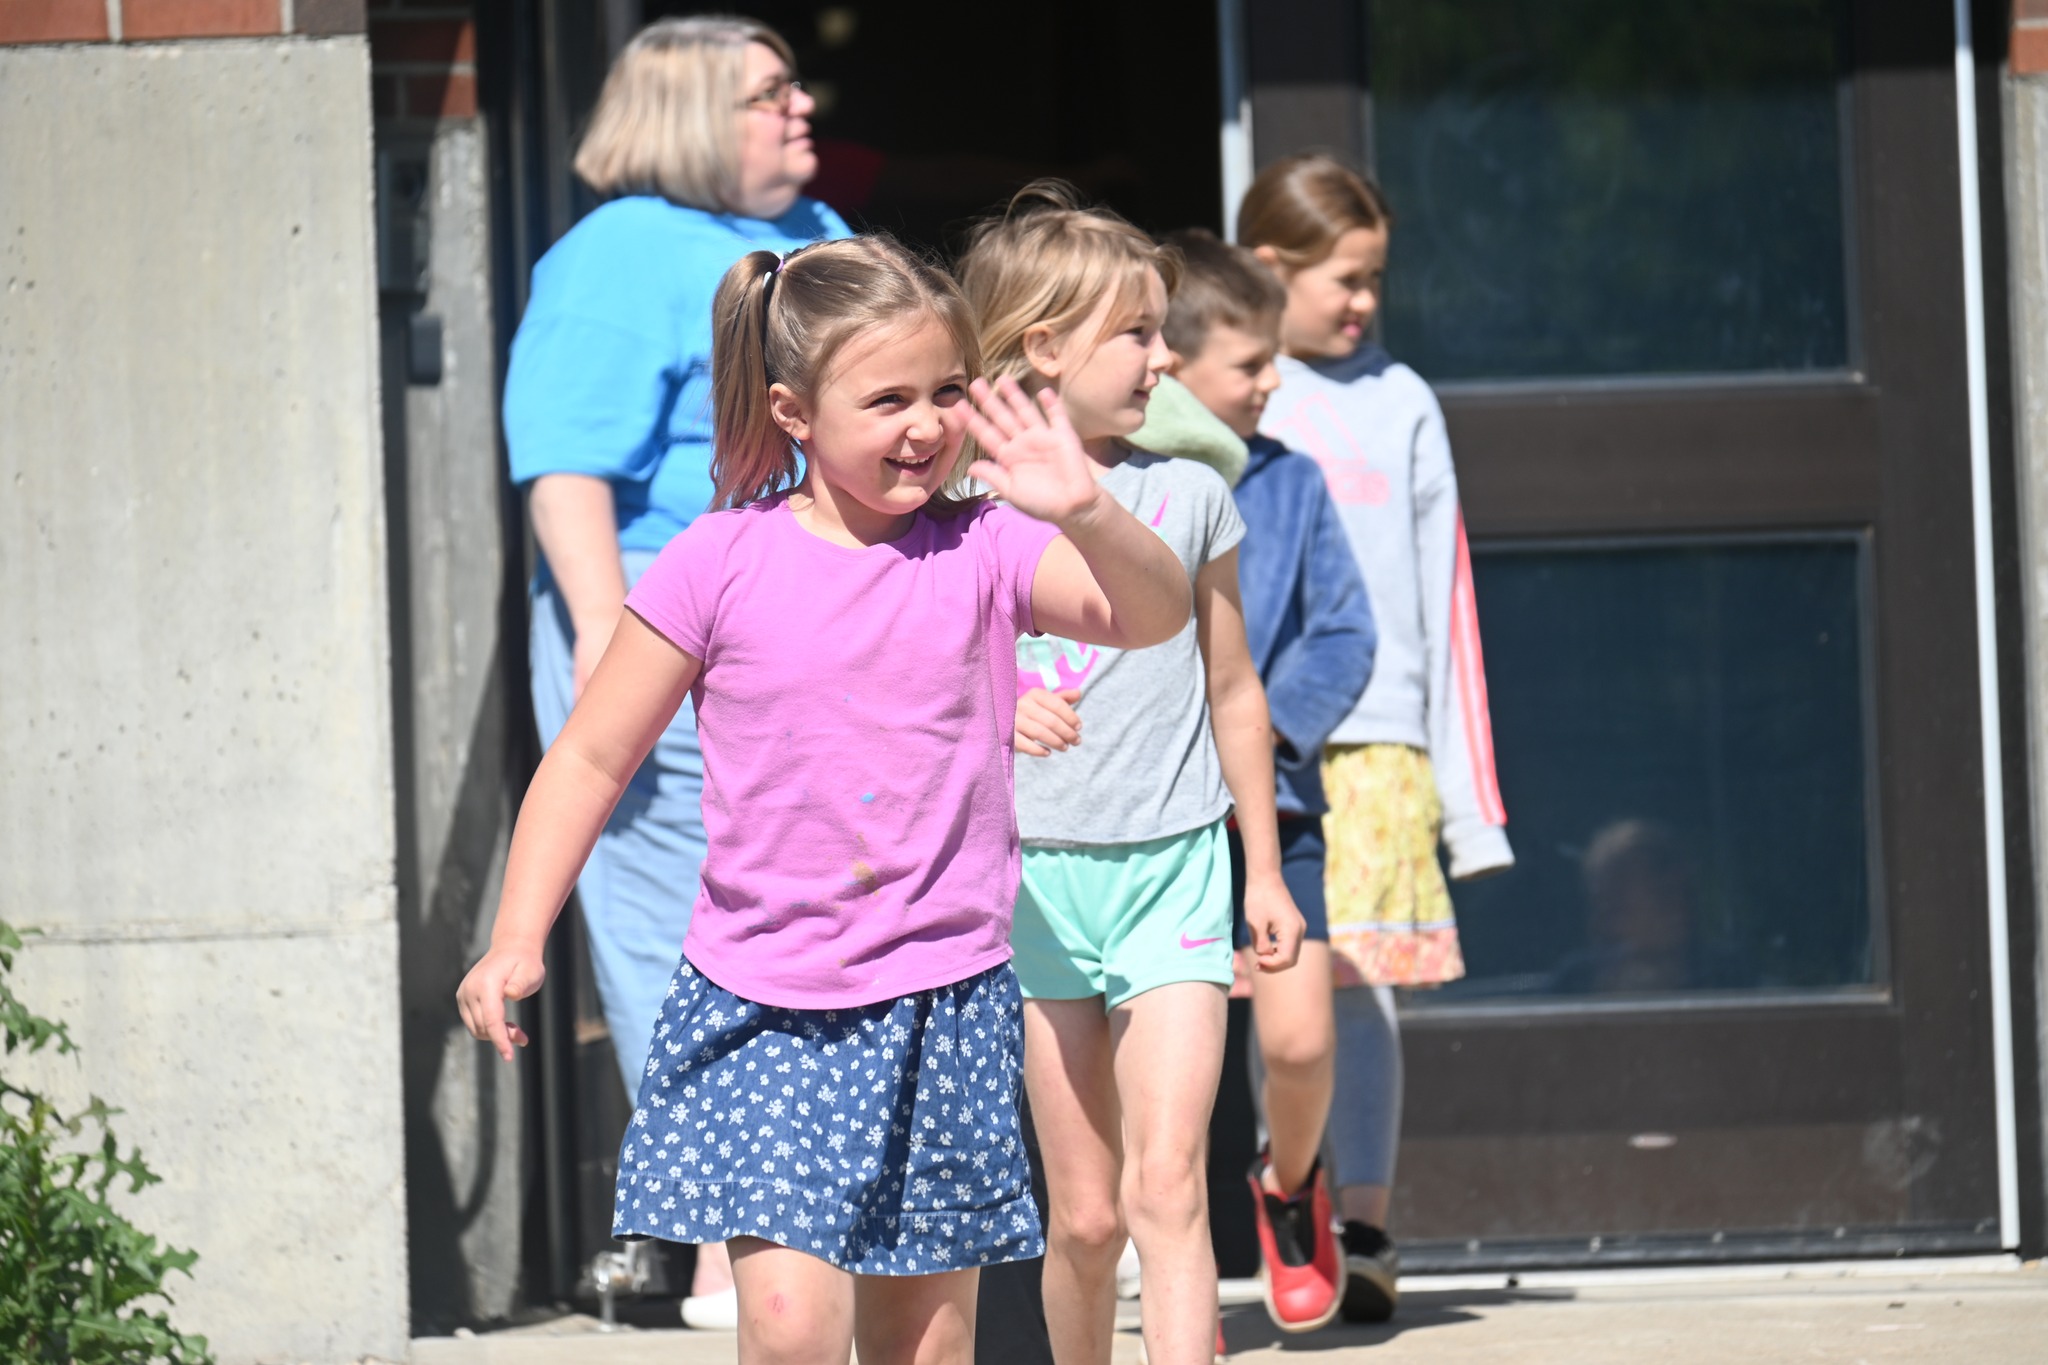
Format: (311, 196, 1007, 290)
(1418, 538, 1876, 1004)
(1371, 0, 1851, 381)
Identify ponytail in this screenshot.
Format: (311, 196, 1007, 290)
(710, 250, 797, 510)
(705, 235, 987, 514)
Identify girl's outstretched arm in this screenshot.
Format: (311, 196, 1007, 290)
(964, 378, 1190, 649)
(456, 614, 701, 1061)
(1197, 549, 1305, 973)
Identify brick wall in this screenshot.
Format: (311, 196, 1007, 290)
(0, 0, 478, 123)
(0, 0, 367, 43)
(369, 2, 476, 120)
(2020, 0, 2048, 78)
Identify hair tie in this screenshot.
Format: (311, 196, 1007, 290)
(759, 251, 784, 355)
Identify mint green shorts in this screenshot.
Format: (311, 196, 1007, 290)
(1011, 819, 1235, 1008)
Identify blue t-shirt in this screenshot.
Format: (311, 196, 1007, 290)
(503, 194, 852, 552)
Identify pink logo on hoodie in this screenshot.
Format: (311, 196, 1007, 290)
(1272, 395, 1390, 506)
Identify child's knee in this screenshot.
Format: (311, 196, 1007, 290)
(1049, 1194, 1127, 1256)
(1261, 1022, 1335, 1080)
(1125, 1147, 1207, 1228)
(857, 1304, 974, 1365)
(743, 1285, 849, 1364)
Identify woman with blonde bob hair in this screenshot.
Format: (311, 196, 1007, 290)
(501, 13, 849, 1326)
(575, 16, 804, 214)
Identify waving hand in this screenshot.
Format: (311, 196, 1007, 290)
(962, 377, 1102, 526)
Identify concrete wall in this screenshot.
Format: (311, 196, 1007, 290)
(0, 37, 407, 1364)
(2006, 65, 2048, 1255)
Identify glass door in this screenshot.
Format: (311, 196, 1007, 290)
(1249, 0, 2005, 1264)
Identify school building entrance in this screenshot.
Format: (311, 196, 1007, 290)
(464, 0, 2036, 1300)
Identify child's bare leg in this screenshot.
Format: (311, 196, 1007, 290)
(692, 1239, 735, 1296)
(1249, 941, 1335, 1195)
(1112, 982, 1228, 1365)
(1023, 997, 1124, 1365)
(730, 1236, 854, 1365)
(855, 1268, 980, 1365)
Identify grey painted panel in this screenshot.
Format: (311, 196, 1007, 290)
(2004, 69, 2048, 1256)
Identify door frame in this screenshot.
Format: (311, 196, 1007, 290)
(1224, 0, 2035, 1262)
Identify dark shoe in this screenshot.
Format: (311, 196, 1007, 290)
(1339, 1220, 1400, 1323)
(1246, 1153, 1342, 1332)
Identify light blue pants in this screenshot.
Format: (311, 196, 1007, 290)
(530, 550, 707, 1099)
(1327, 985, 1403, 1190)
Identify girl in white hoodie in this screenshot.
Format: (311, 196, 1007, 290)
(1240, 154, 1514, 1323)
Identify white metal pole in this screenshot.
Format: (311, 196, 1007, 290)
(1217, 0, 1254, 241)
(1951, 0, 2022, 1251)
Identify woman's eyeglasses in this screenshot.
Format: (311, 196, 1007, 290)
(742, 76, 804, 115)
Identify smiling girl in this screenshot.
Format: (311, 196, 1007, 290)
(1242, 153, 1515, 1324)
(461, 235, 1187, 1365)
(503, 19, 847, 1316)
(962, 183, 1305, 1365)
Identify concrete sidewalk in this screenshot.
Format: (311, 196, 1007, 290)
(412, 1260, 2048, 1364)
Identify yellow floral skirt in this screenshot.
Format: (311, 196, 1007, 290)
(1323, 743, 1466, 987)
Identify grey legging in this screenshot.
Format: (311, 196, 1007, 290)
(1250, 984, 1402, 1191)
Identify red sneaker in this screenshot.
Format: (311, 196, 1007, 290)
(1246, 1153, 1342, 1332)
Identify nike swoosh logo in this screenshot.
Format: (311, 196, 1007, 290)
(1180, 933, 1223, 950)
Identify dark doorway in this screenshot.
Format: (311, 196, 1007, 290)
(647, 0, 1224, 253)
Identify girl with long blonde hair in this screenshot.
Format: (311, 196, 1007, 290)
(963, 184, 1306, 1365)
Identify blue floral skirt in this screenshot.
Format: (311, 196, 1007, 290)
(612, 956, 1045, 1275)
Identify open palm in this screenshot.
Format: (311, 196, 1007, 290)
(963, 377, 1101, 526)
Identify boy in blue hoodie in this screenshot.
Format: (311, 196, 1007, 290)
(1168, 229, 1376, 1333)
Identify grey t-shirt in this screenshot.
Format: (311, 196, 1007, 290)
(1013, 452, 1248, 847)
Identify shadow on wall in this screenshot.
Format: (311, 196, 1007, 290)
(375, 119, 538, 1333)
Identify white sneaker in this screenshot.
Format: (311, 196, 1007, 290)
(1115, 1237, 1142, 1300)
(681, 1286, 738, 1331)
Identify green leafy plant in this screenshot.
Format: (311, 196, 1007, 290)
(0, 921, 212, 1364)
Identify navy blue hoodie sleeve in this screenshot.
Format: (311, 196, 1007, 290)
(1264, 467, 1377, 770)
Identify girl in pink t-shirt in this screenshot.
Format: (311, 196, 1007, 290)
(457, 235, 1188, 1364)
